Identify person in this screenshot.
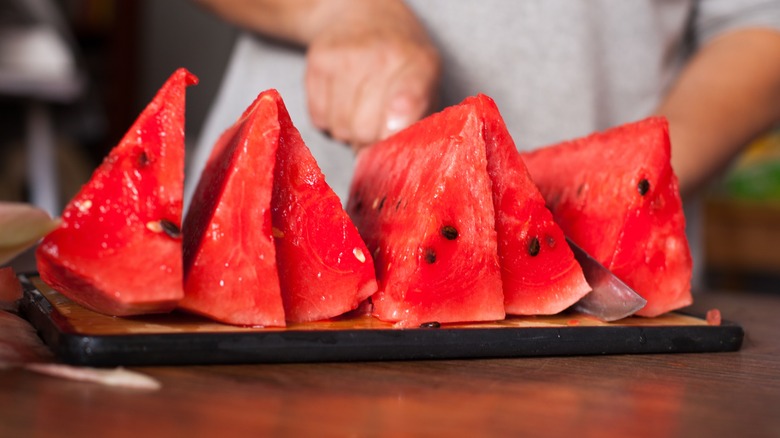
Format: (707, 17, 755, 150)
(188, 0, 780, 286)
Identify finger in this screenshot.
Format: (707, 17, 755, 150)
(348, 69, 392, 148)
(383, 94, 419, 138)
(305, 48, 331, 131)
(326, 58, 364, 143)
(379, 62, 437, 140)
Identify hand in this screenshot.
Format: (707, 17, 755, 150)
(304, 0, 440, 151)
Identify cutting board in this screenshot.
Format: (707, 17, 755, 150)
(19, 274, 744, 367)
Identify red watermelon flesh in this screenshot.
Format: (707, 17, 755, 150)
(271, 92, 377, 323)
(183, 89, 377, 326)
(522, 117, 693, 317)
(36, 68, 196, 316)
(469, 95, 591, 315)
(182, 91, 285, 327)
(348, 100, 506, 327)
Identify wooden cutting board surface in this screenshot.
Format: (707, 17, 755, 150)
(19, 275, 743, 367)
(27, 276, 712, 333)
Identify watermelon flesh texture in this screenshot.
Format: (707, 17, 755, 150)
(349, 95, 589, 324)
(522, 116, 693, 317)
(183, 89, 377, 326)
(36, 68, 196, 316)
(349, 100, 508, 327)
(182, 91, 285, 327)
(271, 94, 377, 323)
(469, 95, 591, 314)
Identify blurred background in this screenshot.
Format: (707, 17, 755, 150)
(0, 0, 233, 210)
(1, 0, 778, 293)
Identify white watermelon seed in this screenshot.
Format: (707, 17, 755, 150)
(353, 247, 366, 263)
(146, 221, 163, 233)
(147, 220, 181, 238)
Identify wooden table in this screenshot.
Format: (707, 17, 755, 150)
(2, 252, 779, 437)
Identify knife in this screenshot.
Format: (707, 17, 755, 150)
(567, 238, 647, 321)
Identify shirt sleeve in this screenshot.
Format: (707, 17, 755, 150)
(695, 0, 780, 46)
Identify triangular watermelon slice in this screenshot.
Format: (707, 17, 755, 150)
(182, 91, 285, 327)
(348, 102, 504, 327)
(271, 92, 377, 323)
(36, 68, 197, 316)
(182, 89, 377, 326)
(470, 95, 590, 315)
(522, 116, 693, 317)
(347, 94, 589, 325)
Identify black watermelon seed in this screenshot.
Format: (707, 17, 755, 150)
(441, 225, 459, 240)
(576, 183, 584, 196)
(638, 179, 650, 196)
(528, 236, 541, 257)
(351, 190, 363, 212)
(159, 219, 182, 239)
(424, 248, 437, 264)
(377, 196, 386, 211)
(395, 200, 401, 211)
(138, 151, 149, 167)
(419, 321, 441, 329)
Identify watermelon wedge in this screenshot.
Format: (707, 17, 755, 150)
(36, 68, 197, 316)
(522, 117, 693, 317)
(183, 89, 376, 326)
(271, 94, 377, 323)
(471, 95, 590, 315)
(347, 94, 588, 325)
(182, 91, 285, 327)
(348, 105, 504, 327)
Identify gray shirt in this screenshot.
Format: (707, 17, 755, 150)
(188, 0, 780, 203)
(186, 0, 780, 286)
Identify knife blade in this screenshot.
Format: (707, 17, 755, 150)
(567, 238, 647, 321)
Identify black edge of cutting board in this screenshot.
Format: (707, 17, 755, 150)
(18, 274, 744, 367)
